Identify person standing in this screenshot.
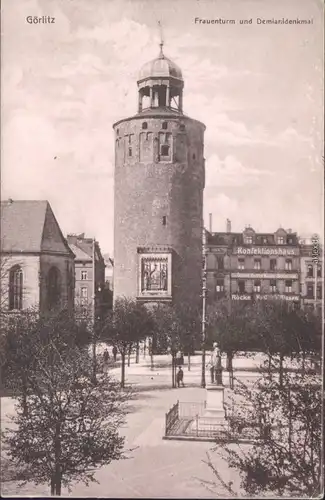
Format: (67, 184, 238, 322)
(112, 345, 117, 362)
(176, 366, 185, 387)
(103, 348, 109, 374)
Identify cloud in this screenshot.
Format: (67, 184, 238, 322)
(206, 154, 272, 188)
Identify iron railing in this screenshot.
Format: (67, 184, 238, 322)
(165, 400, 179, 435)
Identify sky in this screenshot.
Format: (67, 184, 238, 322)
(2, 0, 324, 255)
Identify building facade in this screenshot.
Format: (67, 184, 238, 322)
(206, 223, 300, 306)
(113, 43, 205, 309)
(67, 234, 106, 320)
(1, 200, 75, 314)
(299, 234, 322, 315)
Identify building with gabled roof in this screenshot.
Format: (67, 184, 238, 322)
(66, 234, 106, 320)
(0, 199, 75, 313)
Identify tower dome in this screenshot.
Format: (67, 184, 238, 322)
(136, 43, 184, 113)
(138, 48, 183, 82)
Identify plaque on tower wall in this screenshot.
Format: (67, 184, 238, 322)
(137, 252, 172, 299)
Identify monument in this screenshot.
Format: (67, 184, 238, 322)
(204, 343, 227, 420)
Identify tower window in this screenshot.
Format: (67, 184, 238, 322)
(180, 124, 185, 131)
(128, 147, 132, 157)
(142, 122, 148, 130)
(162, 122, 168, 130)
(161, 145, 169, 157)
(162, 216, 167, 226)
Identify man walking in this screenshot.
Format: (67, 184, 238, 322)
(176, 366, 185, 387)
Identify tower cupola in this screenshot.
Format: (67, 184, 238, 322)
(137, 42, 184, 114)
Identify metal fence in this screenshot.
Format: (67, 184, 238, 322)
(165, 399, 262, 441)
(165, 400, 179, 435)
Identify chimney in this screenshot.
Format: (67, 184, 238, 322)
(226, 218, 231, 233)
(209, 213, 212, 232)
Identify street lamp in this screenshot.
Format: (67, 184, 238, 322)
(201, 227, 207, 388)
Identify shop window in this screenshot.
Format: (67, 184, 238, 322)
(253, 280, 261, 292)
(285, 280, 292, 293)
(238, 280, 246, 293)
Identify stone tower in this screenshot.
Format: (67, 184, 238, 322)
(113, 42, 206, 309)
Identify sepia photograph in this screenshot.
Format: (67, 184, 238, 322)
(0, 0, 323, 497)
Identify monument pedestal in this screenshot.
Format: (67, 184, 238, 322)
(204, 384, 226, 420)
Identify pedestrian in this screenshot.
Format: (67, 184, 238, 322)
(103, 348, 109, 374)
(226, 351, 234, 389)
(112, 345, 117, 362)
(176, 366, 185, 387)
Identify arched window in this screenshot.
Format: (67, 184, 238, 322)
(9, 265, 23, 310)
(179, 124, 185, 131)
(48, 267, 61, 310)
(142, 122, 148, 129)
(162, 122, 168, 130)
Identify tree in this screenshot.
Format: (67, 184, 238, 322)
(152, 302, 201, 387)
(203, 362, 322, 497)
(101, 297, 155, 388)
(1, 309, 91, 407)
(2, 341, 129, 496)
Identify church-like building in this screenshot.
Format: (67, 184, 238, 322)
(113, 43, 206, 309)
(0, 199, 75, 314)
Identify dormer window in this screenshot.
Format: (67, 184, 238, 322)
(142, 122, 148, 129)
(180, 124, 185, 131)
(277, 236, 285, 245)
(162, 122, 168, 130)
(244, 236, 253, 244)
